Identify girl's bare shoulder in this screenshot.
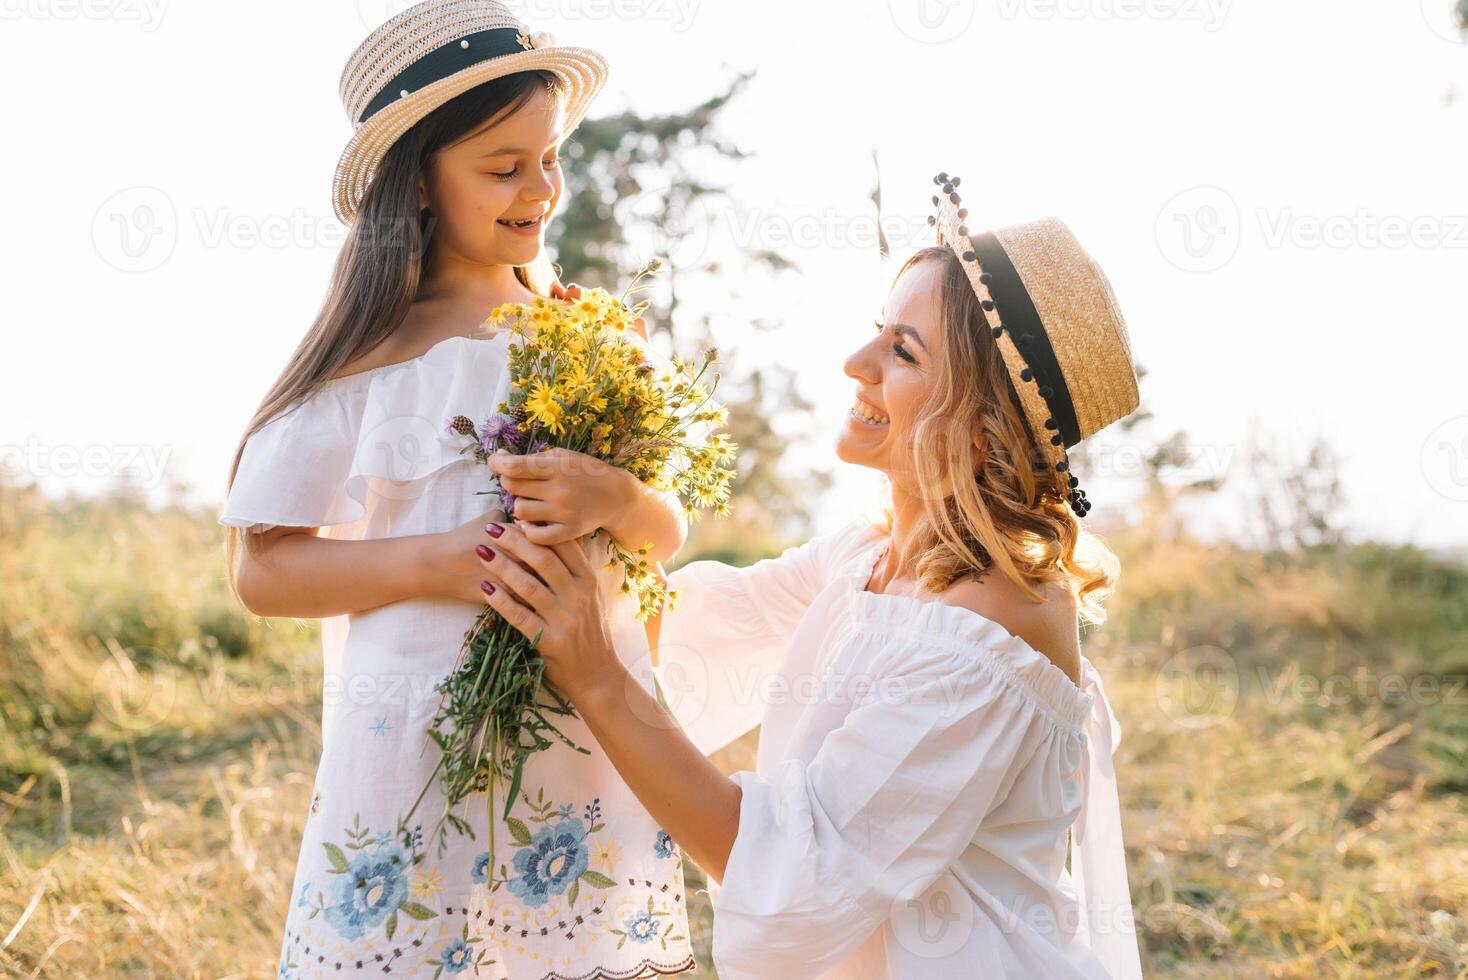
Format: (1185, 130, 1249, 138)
(940, 571, 1081, 685)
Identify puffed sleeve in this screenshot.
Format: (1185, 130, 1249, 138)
(708, 647, 1051, 979)
(652, 521, 883, 755)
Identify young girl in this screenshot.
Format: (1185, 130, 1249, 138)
(464, 179, 1146, 978)
(220, 3, 697, 977)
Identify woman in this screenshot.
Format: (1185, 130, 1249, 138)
(473, 175, 1145, 978)
(220, 2, 700, 976)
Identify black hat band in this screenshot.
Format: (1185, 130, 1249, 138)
(970, 231, 1082, 449)
(359, 26, 532, 124)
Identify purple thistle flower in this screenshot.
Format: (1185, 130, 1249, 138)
(527, 438, 549, 455)
(502, 492, 518, 517)
(479, 412, 522, 453)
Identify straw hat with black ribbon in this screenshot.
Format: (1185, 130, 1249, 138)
(333, 0, 609, 225)
(928, 171, 1140, 517)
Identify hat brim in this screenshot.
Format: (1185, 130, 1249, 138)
(331, 45, 608, 224)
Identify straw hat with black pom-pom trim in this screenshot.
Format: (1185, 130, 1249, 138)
(928, 172, 1140, 517)
(333, 0, 608, 225)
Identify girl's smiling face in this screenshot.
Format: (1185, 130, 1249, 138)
(837, 257, 946, 480)
(419, 81, 565, 269)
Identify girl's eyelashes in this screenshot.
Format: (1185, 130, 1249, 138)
(487, 157, 560, 181)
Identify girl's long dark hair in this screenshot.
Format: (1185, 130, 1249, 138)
(223, 71, 562, 595)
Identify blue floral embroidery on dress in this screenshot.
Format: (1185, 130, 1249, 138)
(624, 909, 659, 943)
(295, 878, 312, 908)
(497, 789, 620, 912)
(610, 896, 683, 951)
(307, 813, 438, 943)
(507, 818, 590, 907)
(438, 937, 472, 972)
(324, 843, 410, 938)
(470, 851, 490, 884)
(653, 829, 677, 858)
(428, 922, 492, 978)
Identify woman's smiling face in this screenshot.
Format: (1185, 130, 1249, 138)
(836, 257, 946, 479)
(419, 81, 565, 268)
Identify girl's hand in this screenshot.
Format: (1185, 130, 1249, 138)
(476, 520, 626, 704)
(424, 506, 510, 605)
(487, 448, 641, 547)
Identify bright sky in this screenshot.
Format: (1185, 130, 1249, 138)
(4, 0, 1466, 547)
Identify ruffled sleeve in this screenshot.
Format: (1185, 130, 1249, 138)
(218, 385, 367, 534)
(651, 520, 884, 755)
(218, 334, 513, 535)
(708, 637, 1060, 979)
(1071, 660, 1144, 979)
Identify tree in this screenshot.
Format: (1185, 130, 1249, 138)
(549, 74, 827, 549)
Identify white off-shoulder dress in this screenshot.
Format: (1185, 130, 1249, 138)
(220, 335, 697, 980)
(653, 520, 1144, 979)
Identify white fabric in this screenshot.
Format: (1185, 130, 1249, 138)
(656, 520, 1143, 979)
(221, 335, 698, 980)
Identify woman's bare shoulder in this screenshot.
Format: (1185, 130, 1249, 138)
(940, 571, 1081, 685)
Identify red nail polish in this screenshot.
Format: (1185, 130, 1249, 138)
(480, 580, 496, 596)
(476, 544, 494, 561)
(487, 523, 505, 538)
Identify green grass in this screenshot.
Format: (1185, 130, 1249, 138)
(0, 479, 1463, 977)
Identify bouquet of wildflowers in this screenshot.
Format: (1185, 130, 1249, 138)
(401, 262, 737, 871)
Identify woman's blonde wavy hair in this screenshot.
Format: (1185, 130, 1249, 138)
(877, 247, 1118, 625)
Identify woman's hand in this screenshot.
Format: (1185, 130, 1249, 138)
(475, 520, 626, 704)
(477, 519, 743, 887)
(488, 449, 642, 547)
(421, 506, 510, 605)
